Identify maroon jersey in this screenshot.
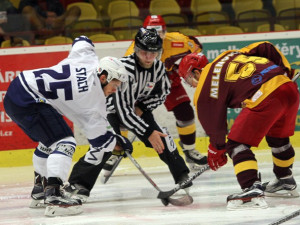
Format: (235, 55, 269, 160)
(194, 42, 293, 148)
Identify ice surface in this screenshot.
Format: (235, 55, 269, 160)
(0, 150, 300, 225)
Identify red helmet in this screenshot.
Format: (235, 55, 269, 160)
(143, 15, 166, 32)
(178, 52, 209, 86)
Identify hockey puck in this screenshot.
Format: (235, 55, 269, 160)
(161, 198, 169, 206)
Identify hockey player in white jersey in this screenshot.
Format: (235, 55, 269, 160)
(3, 36, 132, 217)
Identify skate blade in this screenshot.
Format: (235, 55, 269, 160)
(100, 171, 110, 184)
(29, 199, 46, 208)
(44, 204, 83, 217)
(188, 163, 207, 171)
(265, 189, 299, 198)
(72, 194, 88, 203)
(227, 197, 268, 210)
(100, 169, 113, 183)
(62, 191, 88, 203)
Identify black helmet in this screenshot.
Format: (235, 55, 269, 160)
(134, 28, 162, 52)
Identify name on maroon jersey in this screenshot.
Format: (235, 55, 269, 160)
(210, 52, 237, 99)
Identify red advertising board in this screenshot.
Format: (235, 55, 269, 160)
(0, 51, 73, 151)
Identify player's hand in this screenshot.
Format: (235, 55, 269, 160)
(134, 106, 143, 117)
(113, 134, 133, 157)
(148, 130, 167, 154)
(207, 144, 227, 171)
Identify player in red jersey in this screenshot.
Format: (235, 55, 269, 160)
(178, 41, 299, 210)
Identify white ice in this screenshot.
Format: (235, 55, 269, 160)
(0, 150, 300, 225)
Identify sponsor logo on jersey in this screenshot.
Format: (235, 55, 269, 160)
(145, 82, 155, 91)
(171, 42, 184, 48)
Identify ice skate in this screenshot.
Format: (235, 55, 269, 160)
(227, 181, 268, 210)
(44, 184, 82, 217)
(100, 155, 121, 183)
(262, 175, 299, 198)
(103, 155, 120, 171)
(183, 149, 208, 171)
(29, 172, 47, 208)
(63, 183, 90, 203)
(30, 184, 45, 208)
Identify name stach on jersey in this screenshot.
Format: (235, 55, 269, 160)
(76, 67, 88, 93)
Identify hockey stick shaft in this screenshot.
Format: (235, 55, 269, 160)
(125, 151, 161, 192)
(103, 135, 137, 184)
(157, 164, 210, 199)
(103, 155, 123, 184)
(268, 209, 300, 225)
(292, 71, 299, 82)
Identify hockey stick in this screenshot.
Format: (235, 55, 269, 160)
(125, 151, 193, 207)
(157, 164, 210, 199)
(102, 155, 124, 184)
(268, 208, 300, 225)
(102, 135, 137, 184)
(292, 71, 300, 82)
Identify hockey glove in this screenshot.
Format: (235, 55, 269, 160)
(207, 144, 227, 171)
(112, 134, 133, 157)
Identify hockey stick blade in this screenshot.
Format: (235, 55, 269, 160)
(140, 188, 193, 206)
(168, 195, 193, 206)
(157, 164, 210, 199)
(125, 151, 193, 206)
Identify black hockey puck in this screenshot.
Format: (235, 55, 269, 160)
(161, 198, 169, 206)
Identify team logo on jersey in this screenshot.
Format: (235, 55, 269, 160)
(251, 74, 263, 85)
(188, 41, 194, 48)
(145, 82, 155, 91)
(171, 42, 184, 48)
(36, 98, 46, 103)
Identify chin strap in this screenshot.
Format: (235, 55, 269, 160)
(101, 81, 108, 88)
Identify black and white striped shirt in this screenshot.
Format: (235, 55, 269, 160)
(107, 53, 171, 138)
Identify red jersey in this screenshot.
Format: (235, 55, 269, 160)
(194, 41, 293, 148)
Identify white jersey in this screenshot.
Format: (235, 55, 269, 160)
(7, 36, 115, 149)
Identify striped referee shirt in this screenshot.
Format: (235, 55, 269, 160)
(107, 53, 171, 138)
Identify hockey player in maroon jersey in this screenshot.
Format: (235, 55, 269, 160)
(178, 41, 299, 210)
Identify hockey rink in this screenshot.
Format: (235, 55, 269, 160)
(0, 149, 300, 225)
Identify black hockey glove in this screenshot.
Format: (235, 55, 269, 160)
(112, 134, 133, 157)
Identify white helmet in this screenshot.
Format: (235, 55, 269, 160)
(97, 56, 127, 83)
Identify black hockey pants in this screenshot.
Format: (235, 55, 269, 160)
(107, 111, 190, 184)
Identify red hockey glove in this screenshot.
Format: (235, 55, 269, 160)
(207, 144, 227, 171)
